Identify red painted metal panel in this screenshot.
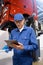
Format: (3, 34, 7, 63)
(0, 0, 38, 25)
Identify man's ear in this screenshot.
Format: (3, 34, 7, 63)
(23, 19, 25, 24)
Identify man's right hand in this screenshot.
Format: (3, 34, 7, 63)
(8, 42, 24, 50)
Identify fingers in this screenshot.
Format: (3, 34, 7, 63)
(18, 42, 23, 46)
(16, 45, 24, 50)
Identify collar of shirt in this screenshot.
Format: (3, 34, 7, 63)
(19, 25, 24, 32)
(15, 25, 28, 32)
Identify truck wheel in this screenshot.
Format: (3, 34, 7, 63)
(1, 21, 17, 33)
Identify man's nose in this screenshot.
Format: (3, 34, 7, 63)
(17, 22, 20, 25)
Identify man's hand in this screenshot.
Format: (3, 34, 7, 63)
(8, 42, 24, 50)
(15, 44, 24, 50)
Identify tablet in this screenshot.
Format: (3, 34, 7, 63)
(5, 40, 20, 45)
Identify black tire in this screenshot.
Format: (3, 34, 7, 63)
(1, 21, 17, 33)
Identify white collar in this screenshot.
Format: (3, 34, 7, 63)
(19, 25, 24, 32)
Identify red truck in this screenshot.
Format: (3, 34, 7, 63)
(0, 0, 38, 32)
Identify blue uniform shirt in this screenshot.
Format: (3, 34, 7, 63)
(9, 26, 38, 65)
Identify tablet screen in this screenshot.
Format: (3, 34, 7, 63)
(5, 40, 19, 45)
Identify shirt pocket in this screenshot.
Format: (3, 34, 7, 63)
(21, 36, 29, 45)
(21, 36, 29, 40)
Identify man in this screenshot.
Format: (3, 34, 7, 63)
(3, 13, 38, 65)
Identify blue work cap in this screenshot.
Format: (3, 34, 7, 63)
(14, 13, 24, 21)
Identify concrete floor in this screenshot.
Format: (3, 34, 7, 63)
(0, 50, 13, 65)
(33, 50, 43, 65)
(0, 58, 13, 65)
(33, 60, 43, 65)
